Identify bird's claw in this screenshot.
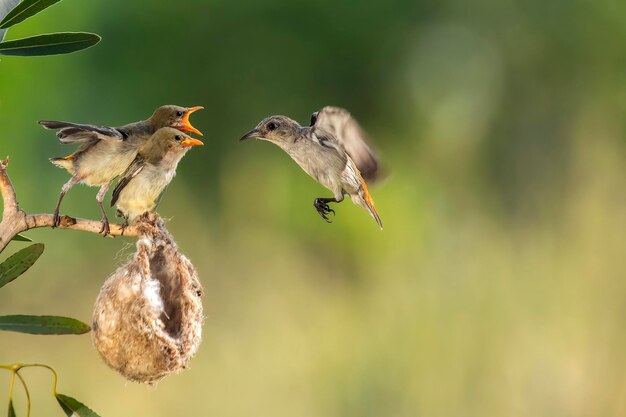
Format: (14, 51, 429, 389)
(314, 199, 335, 223)
(52, 210, 61, 228)
(99, 216, 111, 237)
(120, 219, 129, 236)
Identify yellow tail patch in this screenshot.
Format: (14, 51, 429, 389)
(49, 154, 76, 173)
(361, 178, 379, 217)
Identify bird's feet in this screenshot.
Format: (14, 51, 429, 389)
(120, 218, 129, 236)
(52, 209, 61, 228)
(314, 198, 335, 223)
(99, 215, 111, 237)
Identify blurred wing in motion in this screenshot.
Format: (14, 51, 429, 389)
(312, 106, 379, 182)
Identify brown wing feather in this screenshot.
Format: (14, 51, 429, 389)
(39, 120, 124, 138)
(110, 155, 146, 206)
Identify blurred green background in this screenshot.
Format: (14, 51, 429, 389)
(1, 0, 625, 415)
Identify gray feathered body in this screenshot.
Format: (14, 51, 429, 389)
(48, 121, 154, 186)
(113, 146, 188, 223)
(278, 131, 359, 199)
(114, 162, 177, 222)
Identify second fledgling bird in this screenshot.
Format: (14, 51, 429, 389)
(111, 127, 204, 228)
(240, 106, 382, 229)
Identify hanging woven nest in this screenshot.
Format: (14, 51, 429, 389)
(92, 212, 203, 384)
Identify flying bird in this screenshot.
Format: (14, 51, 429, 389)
(111, 127, 204, 228)
(40, 105, 203, 235)
(241, 106, 382, 229)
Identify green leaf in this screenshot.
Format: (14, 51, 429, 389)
(0, 0, 19, 42)
(0, 0, 62, 29)
(0, 315, 90, 335)
(11, 234, 32, 242)
(8, 399, 16, 417)
(0, 243, 44, 289)
(56, 394, 100, 417)
(0, 32, 100, 56)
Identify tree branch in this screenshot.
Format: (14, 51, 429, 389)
(0, 158, 18, 219)
(0, 158, 137, 253)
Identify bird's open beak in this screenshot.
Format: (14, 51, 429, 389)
(177, 106, 204, 136)
(240, 128, 260, 141)
(181, 137, 204, 147)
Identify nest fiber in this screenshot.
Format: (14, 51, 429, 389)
(92, 213, 203, 384)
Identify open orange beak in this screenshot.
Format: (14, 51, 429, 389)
(181, 137, 204, 148)
(177, 106, 204, 136)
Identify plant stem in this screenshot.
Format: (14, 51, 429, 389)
(2, 363, 59, 416)
(15, 371, 30, 417)
(7, 370, 15, 416)
(1, 363, 59, 392)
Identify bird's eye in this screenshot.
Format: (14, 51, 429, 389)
(176, 111, 184, 117)
(175, 135, 182, 141)
(310, 112, 318, 126)
(267, 122, 277, 131)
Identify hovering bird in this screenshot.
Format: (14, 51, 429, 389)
(240, 106, 382, 229)
(111, 127, 204, 228)
(40, 105, 203, 235)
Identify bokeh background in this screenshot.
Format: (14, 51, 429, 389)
(1, 0, 625, 415)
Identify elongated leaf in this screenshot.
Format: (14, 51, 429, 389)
(8, 399, 16, 417)
(11, 233, 32, 242)
(0, 0, 19, 42)
(0, 243, 44, 289)
(0, 32, 100, 56)
(0, 0, 62, 29)
(0, 315, 90, 334)
(56, 394, 100, 417)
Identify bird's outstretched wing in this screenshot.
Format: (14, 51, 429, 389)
(110, 155, 146, 206)
(39, 120, 125, 144)
(311, 106, 379, 182)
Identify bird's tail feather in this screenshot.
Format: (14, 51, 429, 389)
(353, 178, 383, 230)
(49, 154, 75, 173)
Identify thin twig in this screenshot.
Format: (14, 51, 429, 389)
(0, 158, 137, 253)
(14, 371, 31, 417)
(7, 370, 15, 415)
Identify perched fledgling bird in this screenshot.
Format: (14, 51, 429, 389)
(111, 127, 204, 228)
(40, 105, 203, 235)
(241, 106, 382, 229)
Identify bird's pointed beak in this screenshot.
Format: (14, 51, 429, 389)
(181, 137, 204, 147)
(240, 128, 260, 141)
(177, 106, 204, 136)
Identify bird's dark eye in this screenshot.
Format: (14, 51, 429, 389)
(267, 122, 277, 131)
(176, 111, 184, 117)
(310, 112, 318, 126)
(175, 135, 182, 141)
